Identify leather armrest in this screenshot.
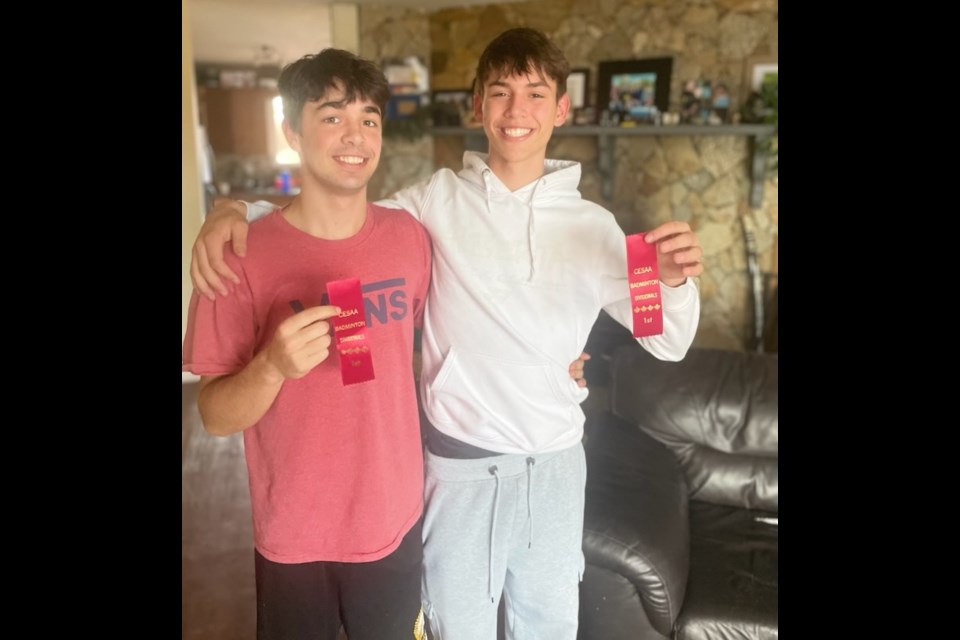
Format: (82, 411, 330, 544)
(583, 413, 689, 637)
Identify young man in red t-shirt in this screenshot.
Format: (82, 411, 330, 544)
(182, 49, 431, 639)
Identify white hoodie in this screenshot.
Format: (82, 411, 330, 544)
(382, 152, 700, 454)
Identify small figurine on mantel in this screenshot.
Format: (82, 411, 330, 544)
(680, 79, 700, 124)
(712, 83, 731, 123)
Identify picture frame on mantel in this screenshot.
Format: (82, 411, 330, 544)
(431, 89, 473, 127)
(741, 55, 778, 124)
(741, 55, 778, 99)
(566, 68, 590, 126)
(566, 68, 589, 110)
(750, 62, 778, 93)
(597, 57, 672, 125)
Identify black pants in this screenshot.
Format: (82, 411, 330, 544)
(255, 519, 423, 640)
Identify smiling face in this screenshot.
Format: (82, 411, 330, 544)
(474, 68, 569, 180)
(284, 82, 382, 197)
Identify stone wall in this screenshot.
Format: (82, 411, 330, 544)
(359, 6, 436, 200)
(360, 0, 778, 350)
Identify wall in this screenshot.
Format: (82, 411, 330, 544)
(359, 6, 436, 200)
(183, 0, 203, 344)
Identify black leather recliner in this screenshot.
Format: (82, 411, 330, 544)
(579, 345, 778, 640)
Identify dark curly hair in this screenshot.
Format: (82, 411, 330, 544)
(279, 49, 389, 132)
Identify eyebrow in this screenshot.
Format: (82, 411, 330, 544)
(488, 79, 550, 89)
(315, 100, 382, 117)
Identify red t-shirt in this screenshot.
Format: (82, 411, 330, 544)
(183, 204, 431, 563)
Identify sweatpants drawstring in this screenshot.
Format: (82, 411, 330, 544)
(526, 457, 536, 548)
(488, 464, 501, 603)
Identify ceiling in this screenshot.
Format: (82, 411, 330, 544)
(192, 0, 514, 10)
(189, 0, 514, 65)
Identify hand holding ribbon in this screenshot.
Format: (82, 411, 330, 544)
(641, 221, 704, 286)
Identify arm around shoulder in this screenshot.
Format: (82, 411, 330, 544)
(374, 174, 439, 222)
(191, 199, 262, 299)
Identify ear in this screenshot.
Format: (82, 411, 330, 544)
(472, 92, 483, 121)
(554, 92, 571, 126)
(282, 119, 301, 153)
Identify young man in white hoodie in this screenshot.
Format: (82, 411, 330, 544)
(191, 29, 702, 640)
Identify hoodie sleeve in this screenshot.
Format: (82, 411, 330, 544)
(243, 200, 276, 222)
(596, 220, 700, 361)
(374, 176, 435, 223)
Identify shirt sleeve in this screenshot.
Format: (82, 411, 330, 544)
(182, 252, 258, 375)
(244, 200, 276, 222)
(374, 177, 434, 223)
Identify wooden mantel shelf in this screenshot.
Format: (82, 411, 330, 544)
(430, 124, 776, 206)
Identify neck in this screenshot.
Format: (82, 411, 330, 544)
(486, 153, 547, 191)
(283, 185, 368, 239)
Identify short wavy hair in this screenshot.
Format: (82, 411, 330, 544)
(475, 28, 570, 100)
(279, 49, 389, 132)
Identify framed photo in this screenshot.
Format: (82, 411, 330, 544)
(382, 56, 429, 93)
(566, 68, 589, 110)
(751, 63, 778, 92)
(741, 57, 777, 123)
(431, 89, 473, 127)
(597, 58, 672, 125)
(387, 94, 420, 121)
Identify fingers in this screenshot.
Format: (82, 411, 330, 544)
(644, 221, 691, 244)
(655, 230, 699, 255)
(576, 351, 590, 388)
(205, 230, 241, 287)
(210, 198, 248, 220)
(569, 351, 591, 387)
(680, 262, 704, 278)
(644, 222, 703, 284)
(663, 245, 703, 268)
(192, 241, 227, 300)
(287, 305, 342, 331)
(193, 200, 249, 296)
(268, 306, 342, 379)
(569, 359, 584, 376)
(190, 244, 216, 300)
(228, 211, 250, 257)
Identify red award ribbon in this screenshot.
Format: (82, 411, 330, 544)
(626, 233, 663, 337)
(326, 278, 375, 385)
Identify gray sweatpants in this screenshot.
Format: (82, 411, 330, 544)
(421, 443, 586, 640)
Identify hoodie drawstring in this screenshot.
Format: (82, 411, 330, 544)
(526, 457, 536, 548)
(482, 169, 495, 219)
(526, 180, 543, 281)
(480, 167, 543, 281)
(488, 464, 501, 603)
(484, 458, 538, 604)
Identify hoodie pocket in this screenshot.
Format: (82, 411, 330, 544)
(426, 346, 582, 449)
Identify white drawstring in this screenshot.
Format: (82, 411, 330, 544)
(480, 168, 543, 281)
(488, 464, 501, 603)
(526, 457, 535, 548)
(525, 179, 544, 281)
(483, 169, 494, 218)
